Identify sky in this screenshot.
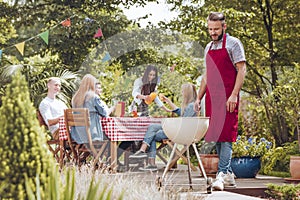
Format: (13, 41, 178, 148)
(121, 0, 179, 28)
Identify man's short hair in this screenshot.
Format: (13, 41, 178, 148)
(48, 77, 61, 84)
(207, 12, 226, 25)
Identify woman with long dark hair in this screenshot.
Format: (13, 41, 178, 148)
(132, 65, 171, 116)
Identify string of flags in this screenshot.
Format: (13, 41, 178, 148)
(0, 15, 111, 63)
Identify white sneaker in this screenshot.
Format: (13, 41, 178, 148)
(224, 172, 236, 187)
(212, 172, 225, 191)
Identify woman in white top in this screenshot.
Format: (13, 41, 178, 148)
(132, 65, 171, 116)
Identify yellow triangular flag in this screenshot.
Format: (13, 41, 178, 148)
(15, 42, 25, 56)
(39, 30, 49, 45)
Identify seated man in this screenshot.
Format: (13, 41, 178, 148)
(129, 83, 198, 171)
(39, 77, 67, 140)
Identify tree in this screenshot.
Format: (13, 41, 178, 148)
(0, 71, 54, 199)
(0, 0, 164, 107)
(163, 0, 300, 145)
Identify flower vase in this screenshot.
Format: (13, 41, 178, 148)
(231, 156, 261, 178)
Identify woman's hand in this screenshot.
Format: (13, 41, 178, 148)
(144, 95, 151, 102)
(159, 94, 169, 102)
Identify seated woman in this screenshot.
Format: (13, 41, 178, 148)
(129, 83, 198, 171)
(71, 74, 109, 144)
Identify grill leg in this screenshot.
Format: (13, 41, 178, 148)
(186, 145, 193, 190)
(192, 142, 207, 180)
(162, 143, 178, 180)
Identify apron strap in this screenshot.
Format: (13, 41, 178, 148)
(222, 33, 227, 49)
(209, 33, 227, 50)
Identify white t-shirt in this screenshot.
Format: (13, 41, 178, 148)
(39, 97, 67, 134)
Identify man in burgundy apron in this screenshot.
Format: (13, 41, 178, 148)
(194, 12, 246, 191)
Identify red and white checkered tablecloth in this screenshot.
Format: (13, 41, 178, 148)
(59, 117, 68, 141)
(58, 117, 162, 141)
(101, 117, 162, 141)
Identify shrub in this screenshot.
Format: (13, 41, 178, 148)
(266, 183, 300, 200)
(0, 72, 54, 199)
(262, 141, 299, 174)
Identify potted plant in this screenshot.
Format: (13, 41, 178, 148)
(231, 135, 273, 178)
(198, 141, 219, 174)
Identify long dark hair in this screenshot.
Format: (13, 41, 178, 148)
(141, 65, 158, 95)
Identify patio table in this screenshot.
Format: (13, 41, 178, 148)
(58, 116, 162, 171)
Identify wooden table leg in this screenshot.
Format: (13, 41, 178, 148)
(59, 140, 64, 169)
(110, 141, 117, 173)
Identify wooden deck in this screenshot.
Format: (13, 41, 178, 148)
(119, 162, 289, 199)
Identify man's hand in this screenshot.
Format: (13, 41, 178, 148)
(194, 99, 201, 112)
(226, 94, 238, 113)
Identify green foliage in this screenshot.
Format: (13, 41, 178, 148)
(261, 141, 299, 174)
(197, 141, 217, 154)
(0, 71, 54, 199)
(266, 171, 290, 178)
(266, 183, 300, 200)
(232, 135, 273, 158)
(0, 54, 79, 108)
(25, 167, 124, 200)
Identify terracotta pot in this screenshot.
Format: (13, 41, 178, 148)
(290, 156, 300, 179)
(200, 154, 219, 174)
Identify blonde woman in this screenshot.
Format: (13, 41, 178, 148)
(130, 83, 199, 171)
(71, 74, 108, 144)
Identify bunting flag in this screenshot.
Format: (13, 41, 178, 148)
(84, 17, 94, 23)
(15, 42, 25, 56)
(61, 18, 71, 27)
(102, 52, 111, 62)
(39, 30, 49, 45)
(0, 15, 110, 63)
(94, 28, 103, 38)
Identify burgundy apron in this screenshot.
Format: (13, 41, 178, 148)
(205, 34, 239, 142)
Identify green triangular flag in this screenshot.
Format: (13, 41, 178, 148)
(39, 30, 49, 45)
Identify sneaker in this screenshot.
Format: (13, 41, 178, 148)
(139, 165, 158, 172)
(224, 172, 236, 187)
(212, 172, 225, 191)
(129, 150, 147, 159)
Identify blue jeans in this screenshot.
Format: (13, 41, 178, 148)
(216, 142, 233, 174)
(143, 124, 168, 158)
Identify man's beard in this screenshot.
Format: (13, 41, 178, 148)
(211, 29, 224, 41)
(217, 29, 224, 41)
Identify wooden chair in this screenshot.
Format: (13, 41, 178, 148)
(36, 110, 61, 163)
(64, 108, 109, 169)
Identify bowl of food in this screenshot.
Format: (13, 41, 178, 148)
(161, 117, 210, 145)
